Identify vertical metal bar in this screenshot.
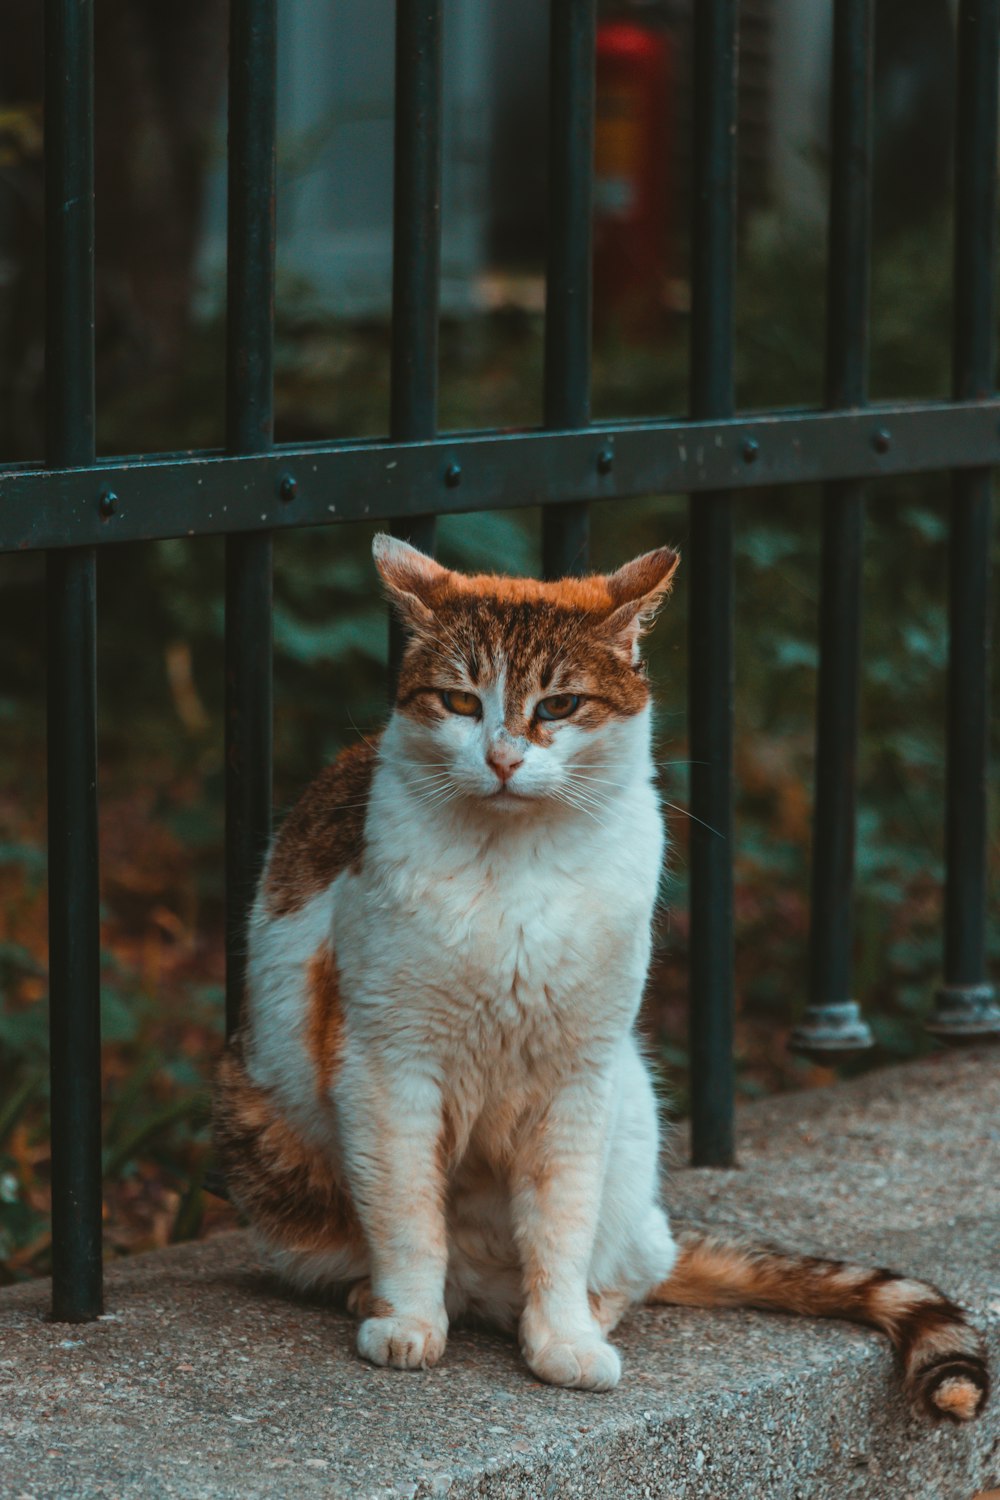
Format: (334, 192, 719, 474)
(791, 0, 875, 1062)
(388, 0, 443, 684)
(224, 0, 276, 1039)
(929, 0, 1000, 1040)
(45, 0, 102, 1320)
(688, 0, 737, 1166)
(541, 0, 596, 580)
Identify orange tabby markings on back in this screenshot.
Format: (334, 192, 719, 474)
(264, 739, 376, 918)
(213, 1044, 363, 1260)
(306, 943, 345, 1099)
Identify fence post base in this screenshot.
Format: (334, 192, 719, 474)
(926, 983, 1000, 1042)
(789, 1001, 874, 1064)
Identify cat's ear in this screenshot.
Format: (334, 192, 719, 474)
(598, 546, 680, 658)
(372, 533, 454, 631)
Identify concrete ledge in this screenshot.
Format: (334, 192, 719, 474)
(1, 1051, 998, 1499)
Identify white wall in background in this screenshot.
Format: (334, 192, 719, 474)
(769, 0, 832, 226)
(199, 0, 490, 317)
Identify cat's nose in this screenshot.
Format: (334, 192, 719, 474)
(485, 746, 523, 784)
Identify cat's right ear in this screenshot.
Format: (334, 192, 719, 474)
(372, 533, 452, 632)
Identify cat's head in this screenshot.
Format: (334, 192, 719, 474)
(374, 534, 679, 813)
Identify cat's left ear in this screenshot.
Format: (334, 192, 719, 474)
(372, 533, 455, 631)
(598, 547, 680, 659)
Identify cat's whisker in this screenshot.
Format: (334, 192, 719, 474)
(414, 781, 467, 811)
(345, 708, 382, 753)
(412, 780, 458, 803)
(660, 799, 726, 839)
(564, 790, 616, 820)
(562, 777, 620, 806)
(407, 773, 454, 788)
(396, 761, 452, 771)
(433, 612, 469, 657)
(566, 773, 633, 791)
(309, 799, 378, 812)
(554, 786, 617, 834)
(570, 759, 708, 771)
(431, 617, 475, 671)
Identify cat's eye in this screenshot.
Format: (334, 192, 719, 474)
(441, 689, 481, 717)
(536, 693, 580, 721)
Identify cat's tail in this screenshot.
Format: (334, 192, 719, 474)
(647, 1231, 989, 1423)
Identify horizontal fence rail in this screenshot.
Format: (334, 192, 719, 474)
(5, 400, 1000, 553)
(25, 0, 998, 1321)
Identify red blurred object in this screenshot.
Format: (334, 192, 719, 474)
(593, 18, 675, 335)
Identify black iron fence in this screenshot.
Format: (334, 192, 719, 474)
(2, 0, 997, 1322)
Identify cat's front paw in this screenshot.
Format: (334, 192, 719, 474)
(357, 1314, 447, 1372)
(521, 1330, 622, 1392)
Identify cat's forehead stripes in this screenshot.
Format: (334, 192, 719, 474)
(419, 571, 622, 612)
(396, 593, 650, 724)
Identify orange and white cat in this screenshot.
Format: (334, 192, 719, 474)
(214, 535, 988, 1421)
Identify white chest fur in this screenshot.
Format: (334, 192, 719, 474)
(246, 706, 666, 1140)
(332, 737, 664, 1077)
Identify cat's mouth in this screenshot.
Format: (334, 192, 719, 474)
(484, 783, 533, 806)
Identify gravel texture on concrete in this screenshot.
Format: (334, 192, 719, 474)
(1, 1049, 998, 1500)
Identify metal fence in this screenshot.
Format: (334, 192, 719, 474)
(2, 0, 997, 1322)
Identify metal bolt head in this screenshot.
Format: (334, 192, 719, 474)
(98, 489, 118, 518)
(742, 438, 759, 464)
(279, 473, 298, 503)
(596, 447, 614, 475)
(872, 428, 891, 454)
(444, 463, 462, 488)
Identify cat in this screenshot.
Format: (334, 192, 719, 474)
(213, 533, 988, 1421)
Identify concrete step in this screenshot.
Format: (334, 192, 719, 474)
(1, 1050, 998, 1500)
